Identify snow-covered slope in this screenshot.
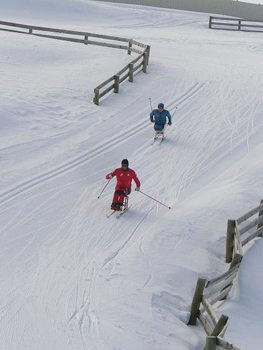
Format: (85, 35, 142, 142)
(1, 1, 263, 349)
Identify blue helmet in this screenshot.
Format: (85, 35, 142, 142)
(158, 103, 164, 109)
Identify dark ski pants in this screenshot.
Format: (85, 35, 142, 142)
(154, 123, 165, 131)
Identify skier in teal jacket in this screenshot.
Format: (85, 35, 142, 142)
(150, 103, 172, 131)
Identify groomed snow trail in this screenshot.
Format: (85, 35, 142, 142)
(1, 3, 263, 349)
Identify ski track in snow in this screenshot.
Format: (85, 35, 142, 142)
(1, 73, 263, 349)
(1, 4, 263, 349)
(0, 82, 204, 207)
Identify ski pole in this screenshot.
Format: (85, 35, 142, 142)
(149, 97, 153, 111)
(172, 106, 178, 118)
(137, 190, 171, 209)
(170, 106, 177, 121)
(97, 178, 111, 199)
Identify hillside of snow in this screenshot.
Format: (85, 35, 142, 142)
(1, 1, 263, 349)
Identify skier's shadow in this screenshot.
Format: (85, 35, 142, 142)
(162, 137, 181, 146)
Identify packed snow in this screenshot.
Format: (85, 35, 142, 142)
(240, 0, 263, 5)
(1, 0, 263, 349)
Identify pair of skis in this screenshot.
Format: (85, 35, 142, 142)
(151, 123, 168, 145)
(151, 134, 166, 145)
(107, 195, 129, 219)
(106, 206, 129, 219)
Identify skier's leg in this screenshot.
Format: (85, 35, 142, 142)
(158, 124, 165, 138)
(154, 124, 165, 138)
(111, 191, 121, 210)
(111, 189, 125, 210)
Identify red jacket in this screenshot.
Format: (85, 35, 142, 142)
(106, 168, 140, 190)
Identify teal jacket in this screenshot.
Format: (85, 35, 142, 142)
(150, 109, 172, 130)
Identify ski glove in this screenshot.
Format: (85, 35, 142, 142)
(135, 187, 140, 191)
(108, 174, 113, 179)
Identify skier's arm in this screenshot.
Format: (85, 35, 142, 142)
(133, 172, 141, 189)
(106, 169, 116, 179)
(150, 110, 154, 123)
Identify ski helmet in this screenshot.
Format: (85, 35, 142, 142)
(158, 103, 164, 109)
(121, 159, 129, 167)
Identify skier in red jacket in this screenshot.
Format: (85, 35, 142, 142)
(106, 159, 140, 211)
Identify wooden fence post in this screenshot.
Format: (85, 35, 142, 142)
(204, 336, 217, 350)
(127, 40, 132, 55)
(114, 75, 120, 93)
(211, 314, 228, 336)
(29, 28, 32, 34)
(258, 199, 263, 236)
(142, 52, 148, 73)
(226, 220, 236, 263)
(238, 20, 241, 30)
(84, 34, 88, 45)
(128, 63, 134, 82)
(188, 278, 206, 325)
(146, 45, 150, 64)
(209, 16, 212, 29)
(93, 88, 99, 105)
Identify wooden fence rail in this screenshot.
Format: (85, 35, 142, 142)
(0, 20, 150, 105)
(205, 336, 242, 350)
(209, 16, 263, 33)
(93, 43, 150, 105)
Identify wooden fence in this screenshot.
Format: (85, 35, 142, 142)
(0, 20, 150, 105)
(93, 40, 150, 105)
(209, 16, 263, 33)
(189, 199, 263, 349)
(188, 254, 242, 350)
(226, 200, 263, 263)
